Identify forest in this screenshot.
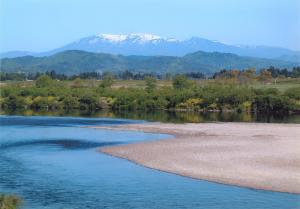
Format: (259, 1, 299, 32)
(1, 67, 300, 114)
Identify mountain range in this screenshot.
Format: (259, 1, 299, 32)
(0, 50, 296, 75)
(1, 33, 300, 62)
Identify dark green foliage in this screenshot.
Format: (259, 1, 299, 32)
(1, 78, 299, 113)
(62, 96, 79, 109)
(35, 75, 53, 88)
(99, 73, 114, 89)
(172, 75, 193, 90)
(266, 66, 300, 78)
(78, 93, 99, 110)
(253, 95, 290, 113)
(2, 95, 25, 110)
(284, 87, 300, 100)
(0, 72, 27, 81)
(291, 67, 300, 78)
(145, 76, 157, 92)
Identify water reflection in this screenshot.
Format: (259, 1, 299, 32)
(1, 109, 300, 123)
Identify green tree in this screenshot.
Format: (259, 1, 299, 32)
(172, 75, 193, 90)
(99, 73, 114, 88)
(35, 75, 53, 88)
(145, 76, 157, 92)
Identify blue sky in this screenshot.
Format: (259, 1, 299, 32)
(1, 0, 299, 52)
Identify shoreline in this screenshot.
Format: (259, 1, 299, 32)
(91, 122, 300, 194)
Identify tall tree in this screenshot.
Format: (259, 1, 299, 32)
(145, 76, 157, 92)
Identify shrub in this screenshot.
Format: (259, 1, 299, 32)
(145, 76, 157, 92)
(253, 95, 289, 113)
(0, 194, 22, 209)
(284, 87, 300, 100)
(35, 75, 53, 88)
(173, 75, 193, 90)
(239, 101, 252, 112)
(62, 96, 79, 109)
(176, 98, 203, 110)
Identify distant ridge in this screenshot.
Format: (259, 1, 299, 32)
(1, 33, 300, 62)
(0, 50, 296, 75)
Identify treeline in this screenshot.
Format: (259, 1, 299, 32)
(1, 74, 299, 113)
(0, 70, 206, 81)
(1, 66, 300, 82)
(213, 66, 300, 79)
(266, 66, 300, 78)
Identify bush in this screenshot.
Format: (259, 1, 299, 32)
(3, 96, 25, 110)
(173, 75, 193, 90)
(31, 96, 60, 110)
(79, 93, 99, 110)
(0, 194, 22, 209)
(99, 73, 114, 89)
(287, 99, 300, 111)
(284, 87, 300, 100)
(145, 76, 157, 92)
(253, 95, 289, 113)
(62, 96, 79, 109)
(239, 101, 252, 112)
(35, 75, 53, 88)
(176, 98, 203, 110)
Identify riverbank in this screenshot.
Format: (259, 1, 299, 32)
(93, 122, 300, 194)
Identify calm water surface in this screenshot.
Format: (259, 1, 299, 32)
(0, 115, 300, 209)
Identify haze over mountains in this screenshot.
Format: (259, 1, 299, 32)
(1, 33, 300, 62)
(1, 33, 299, 75)
(0, 50, 295, 75)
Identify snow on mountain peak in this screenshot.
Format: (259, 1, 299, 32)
(127, 33, 162, 42)
(96, 34, 127, 42)
(91, 33, 178, 44)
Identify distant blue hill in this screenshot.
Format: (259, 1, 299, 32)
(0, 50, 297, 75)
(1, 33, 300, 63)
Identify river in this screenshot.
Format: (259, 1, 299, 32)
(0, 115, 299, 209)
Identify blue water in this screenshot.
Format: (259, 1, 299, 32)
(0, 116, 299, 209)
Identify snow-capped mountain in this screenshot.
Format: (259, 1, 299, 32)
(45, 33, 183, 56)
(1, 33, 299, 62)
(91, 33, 177, 44)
